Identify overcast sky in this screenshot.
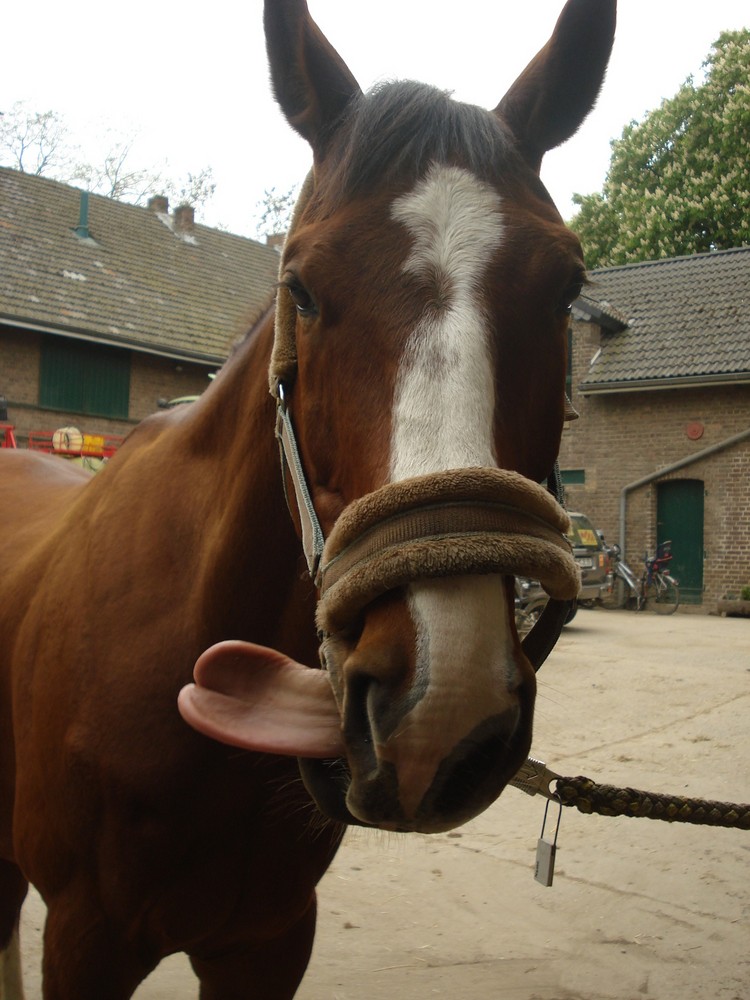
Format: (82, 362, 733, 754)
(3, 1, 748, 237)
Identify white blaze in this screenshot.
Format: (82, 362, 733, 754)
(390, 162, 503, 479)
(387, 164, 517, 817)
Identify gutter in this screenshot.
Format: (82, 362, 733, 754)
(582, 372, 750, 393)
(619, 426, 750, 555)
(0, 313, 227, 367)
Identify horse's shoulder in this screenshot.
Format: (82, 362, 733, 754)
(0, 448, 91, 485)
(0, 453, 88, 606)
(0, 451, 88, 534)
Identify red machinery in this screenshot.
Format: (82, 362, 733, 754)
(0, 424, 124, 459)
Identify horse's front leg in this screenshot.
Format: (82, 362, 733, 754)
(189, 895, 318, 1000)
(41, 877, 156, 1000)
(0, 859, 27, 1000)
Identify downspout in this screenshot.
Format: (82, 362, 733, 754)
(619, 426, 750, 554)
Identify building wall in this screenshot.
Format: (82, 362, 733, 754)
(558, 319, 750, 609)
(128, 354, 214, 422)
(1, 325, 216, 444)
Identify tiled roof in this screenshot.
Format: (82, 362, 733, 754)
(576, 246, 750, 390)
(0, 167, 281, 363)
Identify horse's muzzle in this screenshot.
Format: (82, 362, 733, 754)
(302, 467, 576, 832)
(298, 685, 534, 834)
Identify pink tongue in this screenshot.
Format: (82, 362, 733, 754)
(178, 640, 344, 758)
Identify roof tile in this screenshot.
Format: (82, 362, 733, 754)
(577, 247, 750, 387)
(0, 167, 281, 362)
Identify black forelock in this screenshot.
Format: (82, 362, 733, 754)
(316, 80, 525, 208)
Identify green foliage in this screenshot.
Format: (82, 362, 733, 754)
(570, 30, 750, 269)
(741, 584, 750, 601)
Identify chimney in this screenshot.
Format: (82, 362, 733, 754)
(148, 195, 169, 214)
(265, 232, 286, 252)
(173, 204, 195, 234)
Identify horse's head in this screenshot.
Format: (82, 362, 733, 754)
(180, 0, 615, 833)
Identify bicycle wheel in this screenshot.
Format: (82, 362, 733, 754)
(642, 576, 679, 615)
(637, 575, 650, 611)
(600, 579, 636, 609)
(515, 597, 547, 637)
(653, 575, 679, 614)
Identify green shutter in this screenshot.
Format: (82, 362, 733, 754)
(40, 337, 130, 419)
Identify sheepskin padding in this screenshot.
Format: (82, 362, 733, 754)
(316, 467, 580, 636)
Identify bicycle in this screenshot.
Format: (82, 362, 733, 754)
(600, 543, 640, 609)
(640, 540, 680, 615)
(514, 578, 551, 637)
(514, 577, 577, 636)
(601, 541, 679, 614)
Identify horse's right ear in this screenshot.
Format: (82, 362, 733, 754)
(494, 0, 617, 172)
(264, 0, 362, 153)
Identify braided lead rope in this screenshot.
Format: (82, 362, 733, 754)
(556, 776, 750, 830)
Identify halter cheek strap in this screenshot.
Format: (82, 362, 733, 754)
(275, 383, 325, 579)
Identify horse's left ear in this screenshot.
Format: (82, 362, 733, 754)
(264, 0, 362, 153)
(495, 0, 616, 172)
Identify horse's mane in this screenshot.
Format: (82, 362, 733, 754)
(318, 81, 527, 208)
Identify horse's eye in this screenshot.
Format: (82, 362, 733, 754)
(285, 278, 318, 318)
(560, 281, 583, 315)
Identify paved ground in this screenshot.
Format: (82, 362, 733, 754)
(19, 608, 750, 999)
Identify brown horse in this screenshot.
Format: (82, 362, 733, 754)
(0, 1, 615, 996)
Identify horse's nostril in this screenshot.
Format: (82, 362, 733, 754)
(342, 671, 378, 766)
(416, 707, 526, 822)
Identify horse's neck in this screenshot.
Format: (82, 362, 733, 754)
(106, 313, 315, 653)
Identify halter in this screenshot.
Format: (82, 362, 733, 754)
(270, 173, 578, 672)
(274, 379, 577, 671)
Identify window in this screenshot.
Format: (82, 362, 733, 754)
(560, 468, 586, 486)
(39, 337, 130, 419)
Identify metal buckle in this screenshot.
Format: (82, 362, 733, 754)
(510, 756, 561, 800)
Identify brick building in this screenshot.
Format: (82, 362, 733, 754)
(3, 168, 749, 609)
(560, 247, 750, 610)
(0, 167, 280, 445)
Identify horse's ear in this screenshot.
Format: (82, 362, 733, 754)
(494, 0, 616, 172)
(264, 0, 362, 152)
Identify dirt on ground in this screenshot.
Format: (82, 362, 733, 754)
(20, 608, 750, 999)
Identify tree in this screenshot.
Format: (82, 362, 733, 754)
(69, 133, 158, 204)
(0, 103, 215, 216)
(70, 137, 216, 212)
(163, 168, 216, 214)
(0, 104, 72, 176)
(570, 30, 750, 268)
(252, 185, 299, 241)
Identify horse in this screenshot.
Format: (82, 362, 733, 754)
(0, 1, 616, 996)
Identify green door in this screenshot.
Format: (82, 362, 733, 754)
(656, 479, 704, 604)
